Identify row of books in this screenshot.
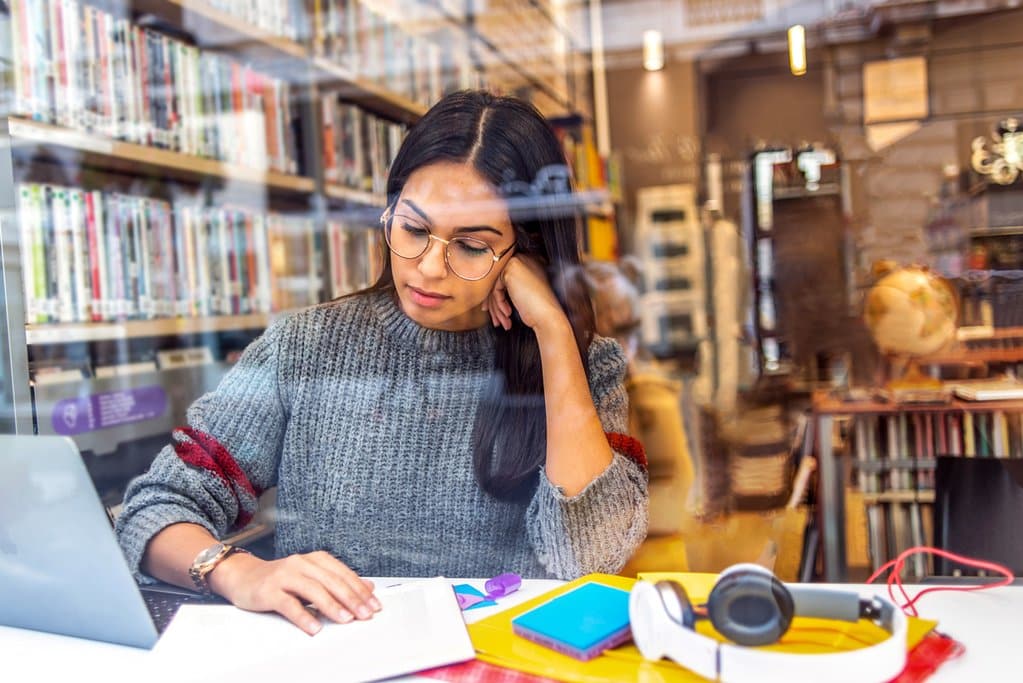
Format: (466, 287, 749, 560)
(209, 0, 309, 41)
(312, 0, 477, 107)
(15, 182, 358, 324)
(853, 411, 1023, 492)
(9, 0, 302, 174)
(327, 220, 384, 297)
(322, 99, 405, 193)
(849, 409, 1023, 576)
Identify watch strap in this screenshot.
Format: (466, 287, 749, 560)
(189, 543, 248, 595)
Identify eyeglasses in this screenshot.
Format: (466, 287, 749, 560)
(381, 211, 515, 281)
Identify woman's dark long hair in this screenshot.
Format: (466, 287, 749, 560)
(363, 90, 596, 500)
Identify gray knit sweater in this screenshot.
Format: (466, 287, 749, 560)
(116, 289, 648, 580)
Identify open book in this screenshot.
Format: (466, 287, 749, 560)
(950, 377, 1023, 401)
(152, 577, 474, 682)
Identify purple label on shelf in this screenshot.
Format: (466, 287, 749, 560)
(52, 386, 168, 436)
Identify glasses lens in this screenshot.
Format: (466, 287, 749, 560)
(383, 213, 498, 281)
(447, 237, 495, 280)
(385, 214, 430, 259)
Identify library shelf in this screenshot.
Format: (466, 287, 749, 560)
(134, 0, 427, 124)
(524, 0, 578, 48)
(424, 0, 574, 114)
(138, 0, 309, 61)
(25, 313, 273, 345)
(772, 183, 841, 200)
(7, 117, 316, 194)
(324, 183, 387, 207)
(862, 490, 936, 505)
(921, 348, 1023, 365)
(812, 390, 1023, 581)
(310, 58, 428, 124)
(970, 225, 1023, 237)
(814, 393, 1023, 416)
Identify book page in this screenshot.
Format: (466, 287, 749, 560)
(151, 577, 473, 682)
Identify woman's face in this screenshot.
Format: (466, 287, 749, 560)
(388, 161, 517, 332)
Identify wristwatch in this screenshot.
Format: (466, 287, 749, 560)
(188, 542, 248, 596)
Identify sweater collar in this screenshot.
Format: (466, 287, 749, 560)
(370, 289, 495, 356)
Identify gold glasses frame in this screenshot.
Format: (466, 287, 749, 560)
(380, 210, 516, 281)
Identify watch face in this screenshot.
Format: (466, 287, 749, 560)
(196, 543, 225, 565)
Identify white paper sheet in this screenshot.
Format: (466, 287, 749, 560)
(149, 577, 474, 682)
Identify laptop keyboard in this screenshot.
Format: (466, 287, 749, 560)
(141, 588, 224, 633)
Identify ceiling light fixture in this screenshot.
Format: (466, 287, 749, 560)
(788, 24, 806, 76)
(643, 30, 664, 71)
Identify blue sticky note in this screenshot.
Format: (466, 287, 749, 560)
(511, 583, 631, 661)
(453, 583, 496, 610)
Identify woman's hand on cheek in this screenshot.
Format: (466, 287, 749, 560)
(486, 256, 567, 333)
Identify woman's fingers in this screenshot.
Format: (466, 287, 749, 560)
(304, 552, 381, 617)
(291, 574, 357, 626)
(488, 281, 513, 330)
(274, 591, 326, 636)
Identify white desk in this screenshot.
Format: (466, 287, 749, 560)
(2, 580, 1019, 682)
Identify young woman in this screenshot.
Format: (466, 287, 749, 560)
(116, 90, 648, 635)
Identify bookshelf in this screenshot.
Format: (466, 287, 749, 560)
(0, 0, 603, 470)
(7, 117, 317, 193)
(25, 312, 273, 345)
(813, 392, 1023, 581)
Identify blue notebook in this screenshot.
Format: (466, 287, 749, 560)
(510, 582, 632, 661)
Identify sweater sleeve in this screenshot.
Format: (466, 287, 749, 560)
(115, 318, 290, 582)
(526, 336, 649, 578)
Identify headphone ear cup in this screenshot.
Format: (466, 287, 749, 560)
(629, 580, 693, 662)
(706, 569, 795, 646)
(653, 581, 696, 629)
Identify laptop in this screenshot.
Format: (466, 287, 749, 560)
(0, 434, 225, 649)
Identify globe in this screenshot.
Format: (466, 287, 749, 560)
(863, 266, 958, 358)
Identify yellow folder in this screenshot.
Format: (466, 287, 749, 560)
(467, 573, 936, 683)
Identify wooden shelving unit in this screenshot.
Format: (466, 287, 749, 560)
(772, 183, 841, 201)
(923, 348, 1023, 365)
(25, 313, 273, 345)
(1, 0, 596, 447)
(970, 225, 1023, 237)
(324, 183, 386, 207)
(862, 490, 936, 504)
(7, 117, 317, 194)
(309, 58, 429, 125)
(143, 0, 310, 60)
(134, 0, 429, 124)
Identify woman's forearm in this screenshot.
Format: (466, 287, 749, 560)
(536, 316, 614, 496)
(141, 522, 229, 589)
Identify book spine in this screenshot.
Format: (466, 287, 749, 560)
(16, 185, 39, 323)
(91, 190, 109, 321)
(137, 198, 153, 319)
(68, 188, 89, 323)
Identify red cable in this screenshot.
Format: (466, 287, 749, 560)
(866, 546, 1014, 617)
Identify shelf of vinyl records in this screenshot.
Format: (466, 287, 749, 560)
(843, 401, 1023, 578)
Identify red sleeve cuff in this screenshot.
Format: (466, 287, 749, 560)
(606, 432, 647, 471)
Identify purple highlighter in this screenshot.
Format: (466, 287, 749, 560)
(454, 572, 523, 610)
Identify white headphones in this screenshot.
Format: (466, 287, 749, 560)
(628, 563, 908, 683)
